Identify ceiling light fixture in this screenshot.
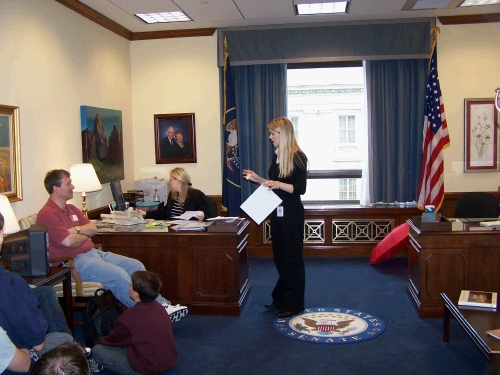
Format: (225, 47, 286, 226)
(296, 1, 349, 15)
(136, 12, 192, 24)
(460, 0, 500, 6)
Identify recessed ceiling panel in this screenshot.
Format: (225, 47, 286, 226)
(413, 0, 455, 9)
(109, 0, 180, 14)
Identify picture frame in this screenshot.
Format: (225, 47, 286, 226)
(154, 113, 197, 164)
(0, 104, 22, 202)
(464, 98, 498, 172)
(80, 105, 124, 183)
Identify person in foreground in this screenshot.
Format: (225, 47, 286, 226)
(139, 167, 215, 220)
(0, 212, 73, 375)
(243, 117, 308, 318)
(36, 169, 188, 322)
(92, 271, 178, 375)
(31, 341, 91, 375)
(0, 326, 31, 374)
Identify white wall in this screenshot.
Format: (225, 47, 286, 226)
(0, 0, 499, 224)
(130, 36, 221, 195)
(0, 0, 132, 219)
(438, 20, 500, 191)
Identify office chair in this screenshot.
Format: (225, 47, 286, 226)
(205, 196, 219, 219)
(453, 192, 500, 218)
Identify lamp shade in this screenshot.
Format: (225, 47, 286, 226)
(0, 195, 20, 234)
(69, 164, 102, 193)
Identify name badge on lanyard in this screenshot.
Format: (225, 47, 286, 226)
(277, 206, 284, 217)
(71, 215, 79, 222)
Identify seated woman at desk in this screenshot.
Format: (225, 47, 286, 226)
(138, 167, 213, 221)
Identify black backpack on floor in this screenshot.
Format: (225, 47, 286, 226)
(83, 288, 123, 347)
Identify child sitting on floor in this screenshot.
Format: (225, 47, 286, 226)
(91, 271, 178, 375)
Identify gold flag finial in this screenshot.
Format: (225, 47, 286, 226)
(429, 26, 440, 59)
(431, 26, 440, 39)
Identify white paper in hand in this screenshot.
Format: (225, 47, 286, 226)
(240, 184, 282, 225)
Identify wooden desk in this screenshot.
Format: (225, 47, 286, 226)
(407, 218, 500, 318)
(23, 267, 74, 332)
(441, 293, 500, 373)
(94, 221, 250, 316)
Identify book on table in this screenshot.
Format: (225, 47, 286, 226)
(458, 290, 497, 308)
(487, 329, 500, 340)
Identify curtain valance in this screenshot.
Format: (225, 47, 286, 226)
(218, 18, 435, 66)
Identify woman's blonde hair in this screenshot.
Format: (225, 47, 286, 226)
(268, 117, 305, 178)
(169, 167, 192, 203)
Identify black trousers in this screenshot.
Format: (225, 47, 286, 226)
(270, 215, 305, 312)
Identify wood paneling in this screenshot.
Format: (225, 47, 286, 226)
(407, 218, 500, 318)
(93, 221, 251, 316)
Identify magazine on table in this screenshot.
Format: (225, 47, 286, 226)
(458, 290, 497, 308)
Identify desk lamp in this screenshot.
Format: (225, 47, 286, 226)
(0, 195, 20, 234)
(69, 164, 102, 217)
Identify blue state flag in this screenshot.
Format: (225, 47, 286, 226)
(222, 41, 241, 216)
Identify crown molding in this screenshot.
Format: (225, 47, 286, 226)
(438, 12, 500, 25)
(131, 28, 217, 40)
(55, 0, 216, 40)
(55, 0, 133, 39)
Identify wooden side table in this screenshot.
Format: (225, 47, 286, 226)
(441, 293, 500, 373)
(23, 267, 74, 333)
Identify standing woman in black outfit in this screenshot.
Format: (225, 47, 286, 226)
(243, 117, 308, 318)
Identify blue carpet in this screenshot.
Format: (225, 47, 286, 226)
(75, 257, 488, 375)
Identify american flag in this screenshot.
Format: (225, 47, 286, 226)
(417, 44, 450, 211)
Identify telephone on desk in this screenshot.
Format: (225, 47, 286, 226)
(101, 208, 146, 226)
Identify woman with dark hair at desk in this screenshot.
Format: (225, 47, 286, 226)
(138, 167, 214, 220)
(243, 117, 308, 318)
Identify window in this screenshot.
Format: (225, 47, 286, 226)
(339, 178, 357, 200)
(339, 115, 355, 144)
(287, 63, 366, 203)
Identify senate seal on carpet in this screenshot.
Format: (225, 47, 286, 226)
(273, 307, 385, 344)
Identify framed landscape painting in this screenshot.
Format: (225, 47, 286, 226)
(80, 106, 124, 183)
(0, 104, 22, 202)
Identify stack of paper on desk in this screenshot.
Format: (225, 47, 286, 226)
(479, 220, 500, 227)
(172, 211, 204, 220)
(170, 221, 211, 231)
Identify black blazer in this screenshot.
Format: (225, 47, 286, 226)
(145, 188, 216, 220)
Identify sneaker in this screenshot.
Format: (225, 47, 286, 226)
(162, 303, 189, 323)
(88, 358, 103, 373)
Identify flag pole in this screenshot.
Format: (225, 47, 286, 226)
(429, 26, 440, 67)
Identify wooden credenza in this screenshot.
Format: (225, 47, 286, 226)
(93, 221, 250, 316)
(407, 218, 500, 318)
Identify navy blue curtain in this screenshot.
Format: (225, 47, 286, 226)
(365, 59, 428, 203)
(230, 64, 287, 201)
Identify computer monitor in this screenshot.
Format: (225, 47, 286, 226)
(110, 180, 126, 211)
(1, 224, 50, 276)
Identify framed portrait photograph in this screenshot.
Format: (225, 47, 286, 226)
(155, 113, 197, 164)
(464, 98, 498, 172)
(0, 104, 22, 202)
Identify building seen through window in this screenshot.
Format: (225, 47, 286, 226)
(287, 64, 366, 203)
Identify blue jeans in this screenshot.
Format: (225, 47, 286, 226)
(36, 332, 73, 356)
(92, 345, 141, 375)
(74, 249, 170, 308)
(32, 286, 72, 335)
